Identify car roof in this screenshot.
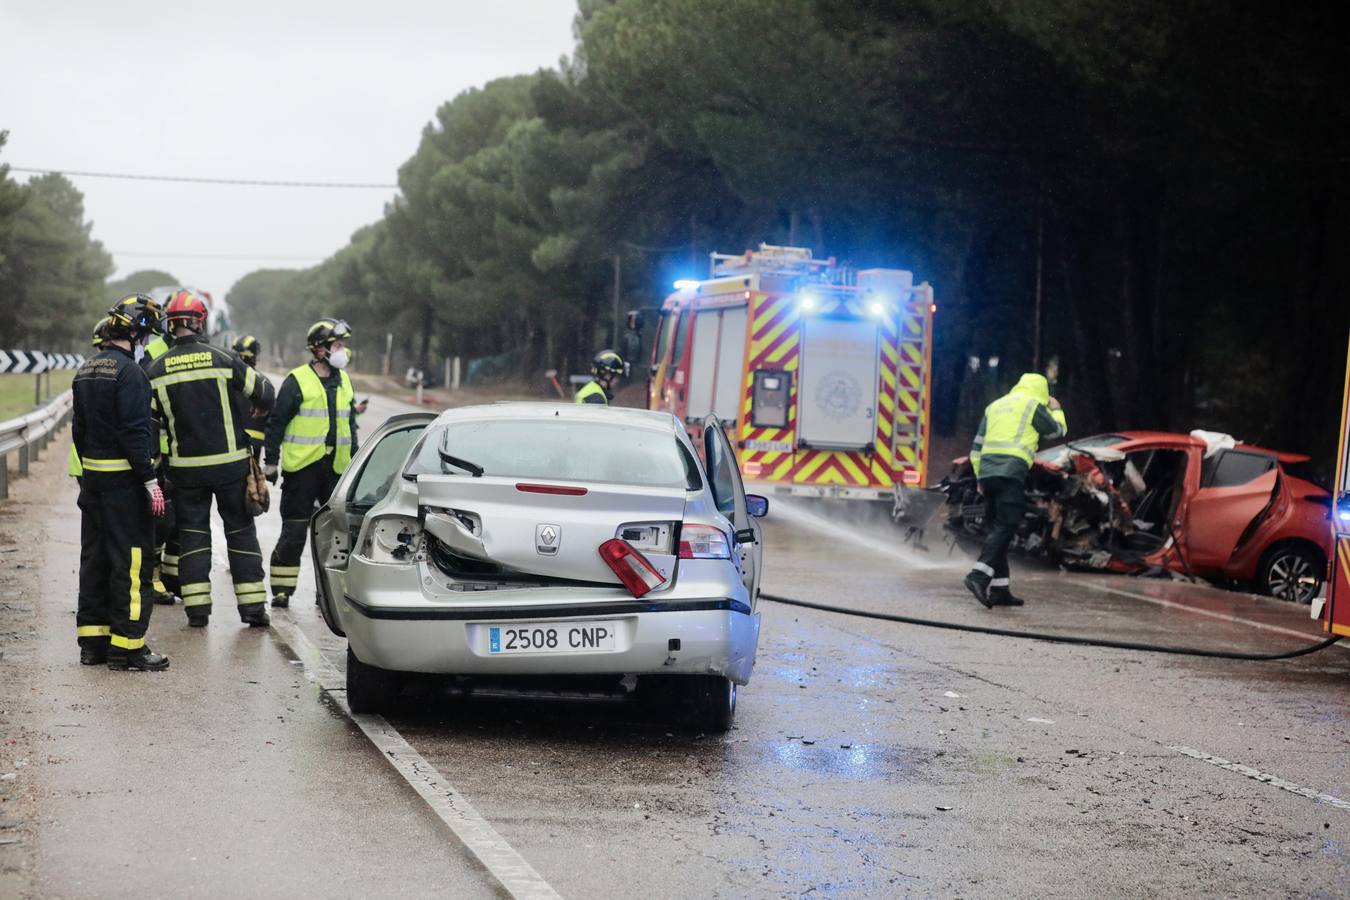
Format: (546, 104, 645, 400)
(1105, 431, 1311, 464)
(432, 402, 682, 434)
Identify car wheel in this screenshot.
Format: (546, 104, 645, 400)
(346, 646, 400, 714)
(1257, 544, 1323, 604)
(681, 675, 737, 733)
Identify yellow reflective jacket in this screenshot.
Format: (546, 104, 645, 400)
(280, 364, 355, 474)
(970, 373, 1067, 480)
(575, 380, 609, 405)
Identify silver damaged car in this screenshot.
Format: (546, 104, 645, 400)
(310, 403, 768, 731)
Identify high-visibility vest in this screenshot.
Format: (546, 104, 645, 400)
(575, 380, 608, 405)
(281, 364, 354, 474)
(144, 336, 171, 457)
(68, 444, 82, 477)
(977, 391, 1059, 467)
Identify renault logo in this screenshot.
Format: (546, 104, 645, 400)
(536, 523, 560, 555)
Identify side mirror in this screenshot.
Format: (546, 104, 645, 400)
(745, 494, 769, 518)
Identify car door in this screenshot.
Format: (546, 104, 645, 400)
(703, 416, 761, 600)
(311, 412, 436, 635)
(1182, 449, 1279, 569)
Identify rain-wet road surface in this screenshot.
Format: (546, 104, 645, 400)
(4, 388, 1348, 898)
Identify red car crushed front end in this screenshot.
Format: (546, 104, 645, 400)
(942, 431, 1334, 603)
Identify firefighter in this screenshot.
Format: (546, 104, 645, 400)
(963, 373, 1067, 609)
(262, 318, 359, 608)
(575, 349, 624, 404)
(232, 335, 268, 458)
(68, 317, 112, 483)
(145, 290, 275, 628)
(72, 294, 168, 670)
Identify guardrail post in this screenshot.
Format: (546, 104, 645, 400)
(0, 452, 8, 500)
(18, 441, 29, 475)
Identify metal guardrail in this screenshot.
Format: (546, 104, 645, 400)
(0, 389, 74, 500)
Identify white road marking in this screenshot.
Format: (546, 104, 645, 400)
(267, 611, 563, 900)
(1170, 745, 1350, 812)
(1084, 583, 1349, 649)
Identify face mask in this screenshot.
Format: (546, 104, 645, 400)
(328, 348, 351, 370)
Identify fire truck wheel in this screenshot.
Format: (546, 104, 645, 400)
(1256, 543, 1323, 605)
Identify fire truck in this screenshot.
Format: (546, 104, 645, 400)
(647, 244, 934, 502)
(1324, 334, 1350, 639)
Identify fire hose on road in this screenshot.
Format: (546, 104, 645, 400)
(759, 592, 1343, 661)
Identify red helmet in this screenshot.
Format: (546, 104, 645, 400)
(164, 289, 208, 331)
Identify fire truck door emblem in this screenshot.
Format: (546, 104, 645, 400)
(816, 371, 864, 420)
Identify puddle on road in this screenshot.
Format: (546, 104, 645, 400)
(768, 739, 926, 779)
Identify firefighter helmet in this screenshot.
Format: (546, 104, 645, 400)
(106, 293, 163, 339)
(233, 334, 261, 363)
(164, 289, 209, 332)
(591, 349, 624, 379)
(306, 317, 352, 351)
(91, 316, 112, 348)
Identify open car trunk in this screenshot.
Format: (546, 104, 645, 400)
(415, 475, 685, 587)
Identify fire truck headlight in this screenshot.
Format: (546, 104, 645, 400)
(798, 292, 818, 313)
(869, 301, 886, 317)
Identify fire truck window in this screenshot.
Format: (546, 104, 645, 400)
(1203, 450, 1276, 488)
(671, 310, 691, 363)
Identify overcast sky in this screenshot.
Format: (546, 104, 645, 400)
(0, 0, 576, 295)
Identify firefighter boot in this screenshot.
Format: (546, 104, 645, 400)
(108, 647, 170, 671)
(989, 588, 1025, 607)
(964, 571, 994, 609)
(151, 573, 176, 606)
(187, 612, 209, 628)
(270, 592, 290, 609)
(240, 604, 270, 628)
(80, 644, 109, 666)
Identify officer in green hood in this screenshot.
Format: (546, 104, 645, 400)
(964, 373, 1066, 608)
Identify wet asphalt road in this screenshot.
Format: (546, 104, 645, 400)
(15, 387, 1350, 898)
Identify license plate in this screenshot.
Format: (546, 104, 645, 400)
(487, 621, 618, 655)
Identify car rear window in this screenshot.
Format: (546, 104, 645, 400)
(406, 420, 702, 490)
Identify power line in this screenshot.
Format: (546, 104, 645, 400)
(10, 165, 397, 190)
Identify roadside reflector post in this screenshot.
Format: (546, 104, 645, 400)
(452, 356, 461, 391)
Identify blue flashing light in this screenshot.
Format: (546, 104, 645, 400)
(673, 279, 700, 291)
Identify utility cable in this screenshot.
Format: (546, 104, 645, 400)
(9, 166, 396, 190)
(759, 592, 1342, 660)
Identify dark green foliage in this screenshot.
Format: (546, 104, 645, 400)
(227, 2, 1347, 465)
(0, 133, 114, 350)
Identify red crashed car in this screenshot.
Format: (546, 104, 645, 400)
(942, 431, 1334, 603)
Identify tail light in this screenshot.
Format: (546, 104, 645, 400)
(598, 539, 667, 598)
(678, 524, 730, 560)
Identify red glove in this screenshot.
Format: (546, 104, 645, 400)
(145, 481, 166, 518)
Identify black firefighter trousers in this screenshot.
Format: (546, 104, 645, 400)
(269, 459, 339, 602)
(175, 478, 267, 620)
(974, 475, 1028, 591)
(155, 473, 179, 596)
(77, 485, 155, 652)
